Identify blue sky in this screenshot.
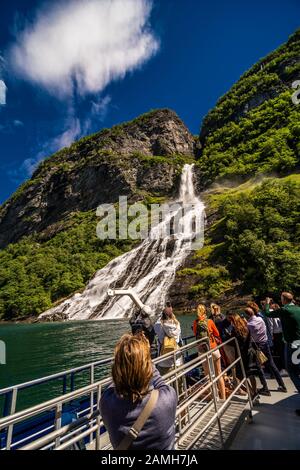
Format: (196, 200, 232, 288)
(0, 0, 299, 204)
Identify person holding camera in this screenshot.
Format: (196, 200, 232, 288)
(100, 333, 177, 450)
(245, 307, 287, 396)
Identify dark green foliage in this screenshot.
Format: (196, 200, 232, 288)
(212, 178, 300, 296)
(182, 266, 232, 298)
(197, 28, 300, 184)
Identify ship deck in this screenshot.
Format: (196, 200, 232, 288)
(231, 377, 300, 450)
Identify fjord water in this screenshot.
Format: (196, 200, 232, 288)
(39, 164, 205, 321)
(0, 317, 194, 413)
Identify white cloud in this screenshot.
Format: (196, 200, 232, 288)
(91, 95, 112, 121)
(0, 119, 24, 133)
(7, 0, 159, 184)
(10, 0, 159, 98)
(20, 112, 82, 178)
(0, 56, 7, 106)
(13, 120, 24, 127)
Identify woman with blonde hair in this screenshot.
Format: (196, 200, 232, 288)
(210, 302, 238, 384)
(193, 304, 226, 400)
(100, 333, 177, 450)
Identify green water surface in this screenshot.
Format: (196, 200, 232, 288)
(0, 316, 194, 414)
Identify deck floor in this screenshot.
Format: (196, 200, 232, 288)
(230, 378, 300, 450)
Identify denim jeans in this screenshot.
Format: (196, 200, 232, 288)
(285, 343, 300, 393)
(257, 342, 285, 390)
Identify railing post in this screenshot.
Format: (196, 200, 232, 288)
(95, 384, 101, 450)
(6, 388, 17, 450)
(62, 375, 67, 395)
(89, 365, 95, 444)
(70, 372, 75, 392)
(54, 403, 62, 448)
(173, 351, 183, 433)
(206, 343, 225, 448)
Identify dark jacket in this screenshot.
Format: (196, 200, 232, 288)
(129, 311, 156, 345)
(265, 303, 300, 344)
(231, 330, 258, 379)
(214, 315, 232, 342)
(100, 366, 177, 450)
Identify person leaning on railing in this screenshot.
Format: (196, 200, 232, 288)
(100, 333, 178, 450)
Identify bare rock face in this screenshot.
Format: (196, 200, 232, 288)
(94, 108, 195, 157)
(0, 109, 195, 248)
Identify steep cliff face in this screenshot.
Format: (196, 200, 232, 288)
(0, 109, 195, 248)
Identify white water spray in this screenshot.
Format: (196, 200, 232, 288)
(39, 164, 205, 321)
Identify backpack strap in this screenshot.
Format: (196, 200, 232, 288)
(115, 389, 159, 450)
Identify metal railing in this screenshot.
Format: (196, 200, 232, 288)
(0, 356, 114, 418)
(0, 335, 196, 421)
(0, 336, 253, 450)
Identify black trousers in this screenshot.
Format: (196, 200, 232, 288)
(273, 332, 285, 371)
(257, 342, 285, 390)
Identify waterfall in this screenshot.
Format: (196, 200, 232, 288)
(39, 164, 205, 321)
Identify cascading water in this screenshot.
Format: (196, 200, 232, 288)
(39, 164, 205, 321)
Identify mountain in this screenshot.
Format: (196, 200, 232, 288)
(0, 109, 195, 320)
(0, 29, 300, 321)
(0, 109, 195, 248)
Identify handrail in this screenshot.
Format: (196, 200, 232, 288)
(0, 336, 253, 451)
(0, 333, 201, 447)
(0, 335, 196, 397)
(0, 337, 206, 430)
(0, 357, 112, 395)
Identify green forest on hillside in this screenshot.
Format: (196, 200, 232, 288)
(0, 212, 135, 320)
(197, 29, 300, 186)
(197, 91, 300, 184)
(183, 176, 300, 300)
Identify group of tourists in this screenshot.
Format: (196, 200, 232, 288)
(100, 291, 300, 450)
